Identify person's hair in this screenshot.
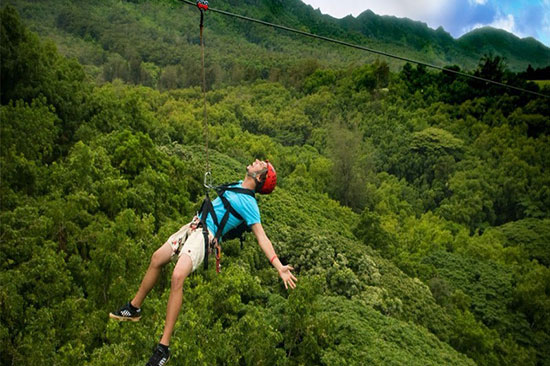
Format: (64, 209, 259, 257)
(258, 170, 268, 182)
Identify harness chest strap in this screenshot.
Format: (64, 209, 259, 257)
(198, 184, 255, 272)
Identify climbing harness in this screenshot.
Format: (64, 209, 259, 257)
(198, 182, 256, 273)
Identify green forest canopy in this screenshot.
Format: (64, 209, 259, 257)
(6, 0, 550, 92)
(1, 4, 550, 366)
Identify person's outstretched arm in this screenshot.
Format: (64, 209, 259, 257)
(251, 223, 297, 290)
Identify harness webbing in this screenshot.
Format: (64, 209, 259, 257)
(198, 183, 256, 271)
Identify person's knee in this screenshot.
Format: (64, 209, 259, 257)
(151, 248, 168, 268)
(171, 267, 187, 288)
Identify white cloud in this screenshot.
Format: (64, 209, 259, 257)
(301, 0, 550, 46)
(543, 0, 550, 30)
(540, 1, 550, 45)
(301, 0, 454, 21)
(489, 14, 516, 34)
(467, 13, 528, 39)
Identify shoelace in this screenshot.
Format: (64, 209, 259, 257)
(120, 303, 140, 316)
(148, 347, 169, 366)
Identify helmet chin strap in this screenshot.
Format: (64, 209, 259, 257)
(247, 168, 267, 190)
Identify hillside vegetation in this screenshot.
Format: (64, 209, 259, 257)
(2, 4, 550, 366)
(6, 0, 550, 94)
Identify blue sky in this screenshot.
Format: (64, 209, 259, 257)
(300, 0, 550, 47)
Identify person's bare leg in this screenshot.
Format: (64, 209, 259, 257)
(159, 253, 193, 346)
(131, 242, 173, 308)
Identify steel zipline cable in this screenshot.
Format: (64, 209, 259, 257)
(181, 0, 549, 99)
(198, 8, 211, 188)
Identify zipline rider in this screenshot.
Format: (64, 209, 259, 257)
(110, 159, 297, 366)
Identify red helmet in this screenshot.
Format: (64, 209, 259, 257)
(257, 160, 277, 194)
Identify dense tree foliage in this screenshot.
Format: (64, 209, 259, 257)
(5, 0, 550, 96)
(2, 5, 550, 366)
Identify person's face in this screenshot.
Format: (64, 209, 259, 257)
(247, 159, 267, 175)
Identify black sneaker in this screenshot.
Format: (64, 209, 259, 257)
(146, 344, 170, 366)
(109, 302, 142, 321)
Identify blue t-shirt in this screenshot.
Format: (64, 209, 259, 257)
(203, 181, 261, 237)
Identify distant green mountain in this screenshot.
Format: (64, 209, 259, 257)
(6, 0, 549, 90)
(457, 27, 550, 69)
(213, 0, 549, 69)
(263, 1, 550, 70)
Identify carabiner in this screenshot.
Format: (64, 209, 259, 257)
(204, 171, 213, 189)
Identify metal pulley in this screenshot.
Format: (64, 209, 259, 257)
(196, 0, 208, 11)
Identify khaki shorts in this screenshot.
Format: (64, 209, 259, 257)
(167, 219, 213, 272)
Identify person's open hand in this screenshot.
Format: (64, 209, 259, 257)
(278, 265, 297, 290)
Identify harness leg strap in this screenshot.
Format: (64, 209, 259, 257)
(202, 225, 210, 270)
(215, 242, 222, 273)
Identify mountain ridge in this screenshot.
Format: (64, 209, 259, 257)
(316, 5, 548, 49)
(6, 0, 549, 91)
(296, 1, 550, 69)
